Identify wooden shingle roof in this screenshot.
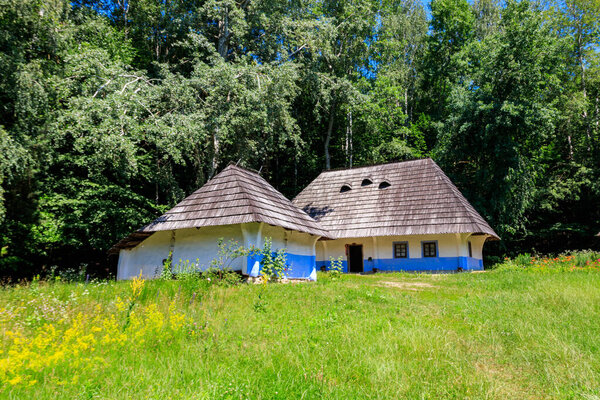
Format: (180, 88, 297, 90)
(110, 164, 330, 253)
(292, 158, 499, 240)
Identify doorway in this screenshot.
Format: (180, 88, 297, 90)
(348, 244, 363, 273)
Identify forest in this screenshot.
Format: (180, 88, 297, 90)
(0, 0, 599, 278)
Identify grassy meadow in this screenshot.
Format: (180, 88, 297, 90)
(1, 258, 600, 399)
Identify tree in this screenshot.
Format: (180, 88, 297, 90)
(420, 0, 475, 120)
(293, 0, 378, 170)
(435, 0, 564, 238)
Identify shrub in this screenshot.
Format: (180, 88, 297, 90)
(173, 259, 202, 278)
(202, 267, 241, 287)
(210, 238, 253, 270)
(158, 239, 248, 289)
(258, 237, 287, 281)
(159, 253, 173, 281)
(48, 264, 88, 283)
(328, 256, 344, 279)
(514, 253, 533, 267)
(572, 250, 600, 268)
(500, 250, 600, 272)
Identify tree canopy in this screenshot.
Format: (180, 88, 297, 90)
(1, 0, 599, 277)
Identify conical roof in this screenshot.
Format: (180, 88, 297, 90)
(110, 164, 329, 253)
(292, 158, 499, 240)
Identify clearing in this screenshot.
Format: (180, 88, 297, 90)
(1, 269, 599, 399)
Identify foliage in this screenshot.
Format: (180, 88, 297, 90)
(328, 256, 344, 279)
(159, 253, 173, 281)
(498, 250, 600, 272)
(202, 267, 242, 287)
(209, 238, 253, 271)
(0, 0, 600, 277)
(162, 243, 243, 287)
(257, 237, 288, 281)
(48, 264, 88, 283)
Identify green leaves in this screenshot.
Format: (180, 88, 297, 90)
(434, 0, 566, 239)
(0, 0, 599, 276)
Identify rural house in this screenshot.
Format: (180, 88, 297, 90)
(111, 164, 330, 280)
(112, 159, 498, 280)
(293, 158, 499, 273)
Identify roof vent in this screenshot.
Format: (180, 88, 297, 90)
(340, 184, 352, 193)
(361, 178, 373, 186)
(378, 181, 391, 189)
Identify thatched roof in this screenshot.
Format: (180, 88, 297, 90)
(110, 164, 330, 254)
(292, 158, 499, 240)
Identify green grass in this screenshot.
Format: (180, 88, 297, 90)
(1, 269, 600, 399)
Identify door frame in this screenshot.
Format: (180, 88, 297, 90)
(347, 243, 364, 273)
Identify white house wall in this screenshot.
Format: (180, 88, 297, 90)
(117, 223, 319, 280)
(117, 230, 172, 279)
(317, 233, 487, 273)
(172, 226, 245, 272)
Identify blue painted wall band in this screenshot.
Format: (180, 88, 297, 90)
(247, 253, 317, 280)
(248, 252, 483, 280)
(318, 257, 483, 273)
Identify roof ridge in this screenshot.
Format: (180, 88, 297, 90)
(233, 169, 324, 228)
(223, 167, 269, 224)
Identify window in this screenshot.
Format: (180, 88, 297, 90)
(340, 184, 352, 193)
(378, 181, 391, 189)
(393, 242, 408, 258)
(361, 178, 373, 186)
(422, 241, 437, 257)
(468, 241, 472, 257)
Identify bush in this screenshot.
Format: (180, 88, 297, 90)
(159, 253, 173, 281)
(328, 256, 344, 279)
(258, 237, 287, 281)
(48, 264, 89, 283)
(500, 250, 600, 272)
(202, 267, 241, 287)
(514, 253, 533, 267)
(572, 250, 600, 268)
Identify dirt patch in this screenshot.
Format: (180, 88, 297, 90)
(379, 281, 437, 291)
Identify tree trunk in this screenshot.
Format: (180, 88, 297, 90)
(594, 95, 600, 148)
(324, 100, 336, 170)
(117, 0, 130, 39)
(345, 111, 353, 168)
(596, 96, 600, 131)
(577, 30, 592, 151)
(210, 128, 220, 178)
(217, 7, 229, 59)
(155, 158, 160, 204)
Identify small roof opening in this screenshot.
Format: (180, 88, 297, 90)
(361, 178, 373, 186)
(378, 181, 391, 189)
(340, 184, 352, 193)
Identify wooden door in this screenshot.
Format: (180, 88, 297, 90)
(348, 244, 363, 273)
